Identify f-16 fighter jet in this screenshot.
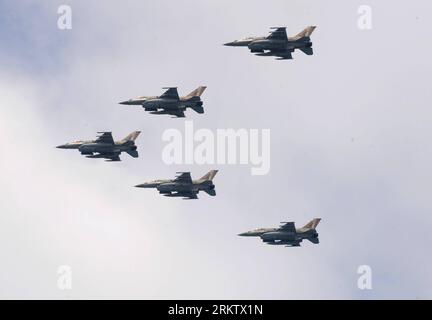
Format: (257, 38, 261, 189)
(135, 170, 218, 199)
(119, 86, 207, 118)
(56, 131, 141, 162)
(224, 26, 316, 60)
(238, 218, 321, 247)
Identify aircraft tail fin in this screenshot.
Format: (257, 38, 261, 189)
(120, 131, 141, 143)
(293, 26, 316, 40)
(302, 218, 321, 230)
(199, 170, 218, 181)
(185, 86, 207, 98)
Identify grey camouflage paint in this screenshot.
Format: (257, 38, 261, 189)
(56, 131, 141, 162)
(119, 86, 207, 118)
(239, 218, 321, 247)
(135, 170, 218, 199)
(224, 26, 316, 60)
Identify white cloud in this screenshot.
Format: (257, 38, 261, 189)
(1, 0, 432, 299)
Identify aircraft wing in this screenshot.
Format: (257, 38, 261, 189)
(279, 222, 296, 233)
(267, 27, 288, 41)
(174, 172, 193, 184)
(160, 87, 180, 100)
(95, 132, 115, 144)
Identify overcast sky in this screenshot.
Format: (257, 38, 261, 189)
(0, 0, 431, 299)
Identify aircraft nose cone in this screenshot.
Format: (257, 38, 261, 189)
(56, 144, 67, 149)
(238, 232, 248, 237)
(135, 183, 153, 188)
(119, 100, 130, 105)
(224, 41, 235, 46)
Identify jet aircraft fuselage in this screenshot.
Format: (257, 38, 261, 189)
(77, 141, 136, 155)
(239, 219, 321, 247)
(57, 131, 141, 162)
(120, 87, 206, 118)
(135, 170, 218, 199)
(224, 26, 316, 60)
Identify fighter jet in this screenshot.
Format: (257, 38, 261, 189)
(56, 131, 141, 162)
(224, 26, 316, 60)
(135, 170, 218, 199)
(119, 86, 207, 118)
(238, 218, 321, 247)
